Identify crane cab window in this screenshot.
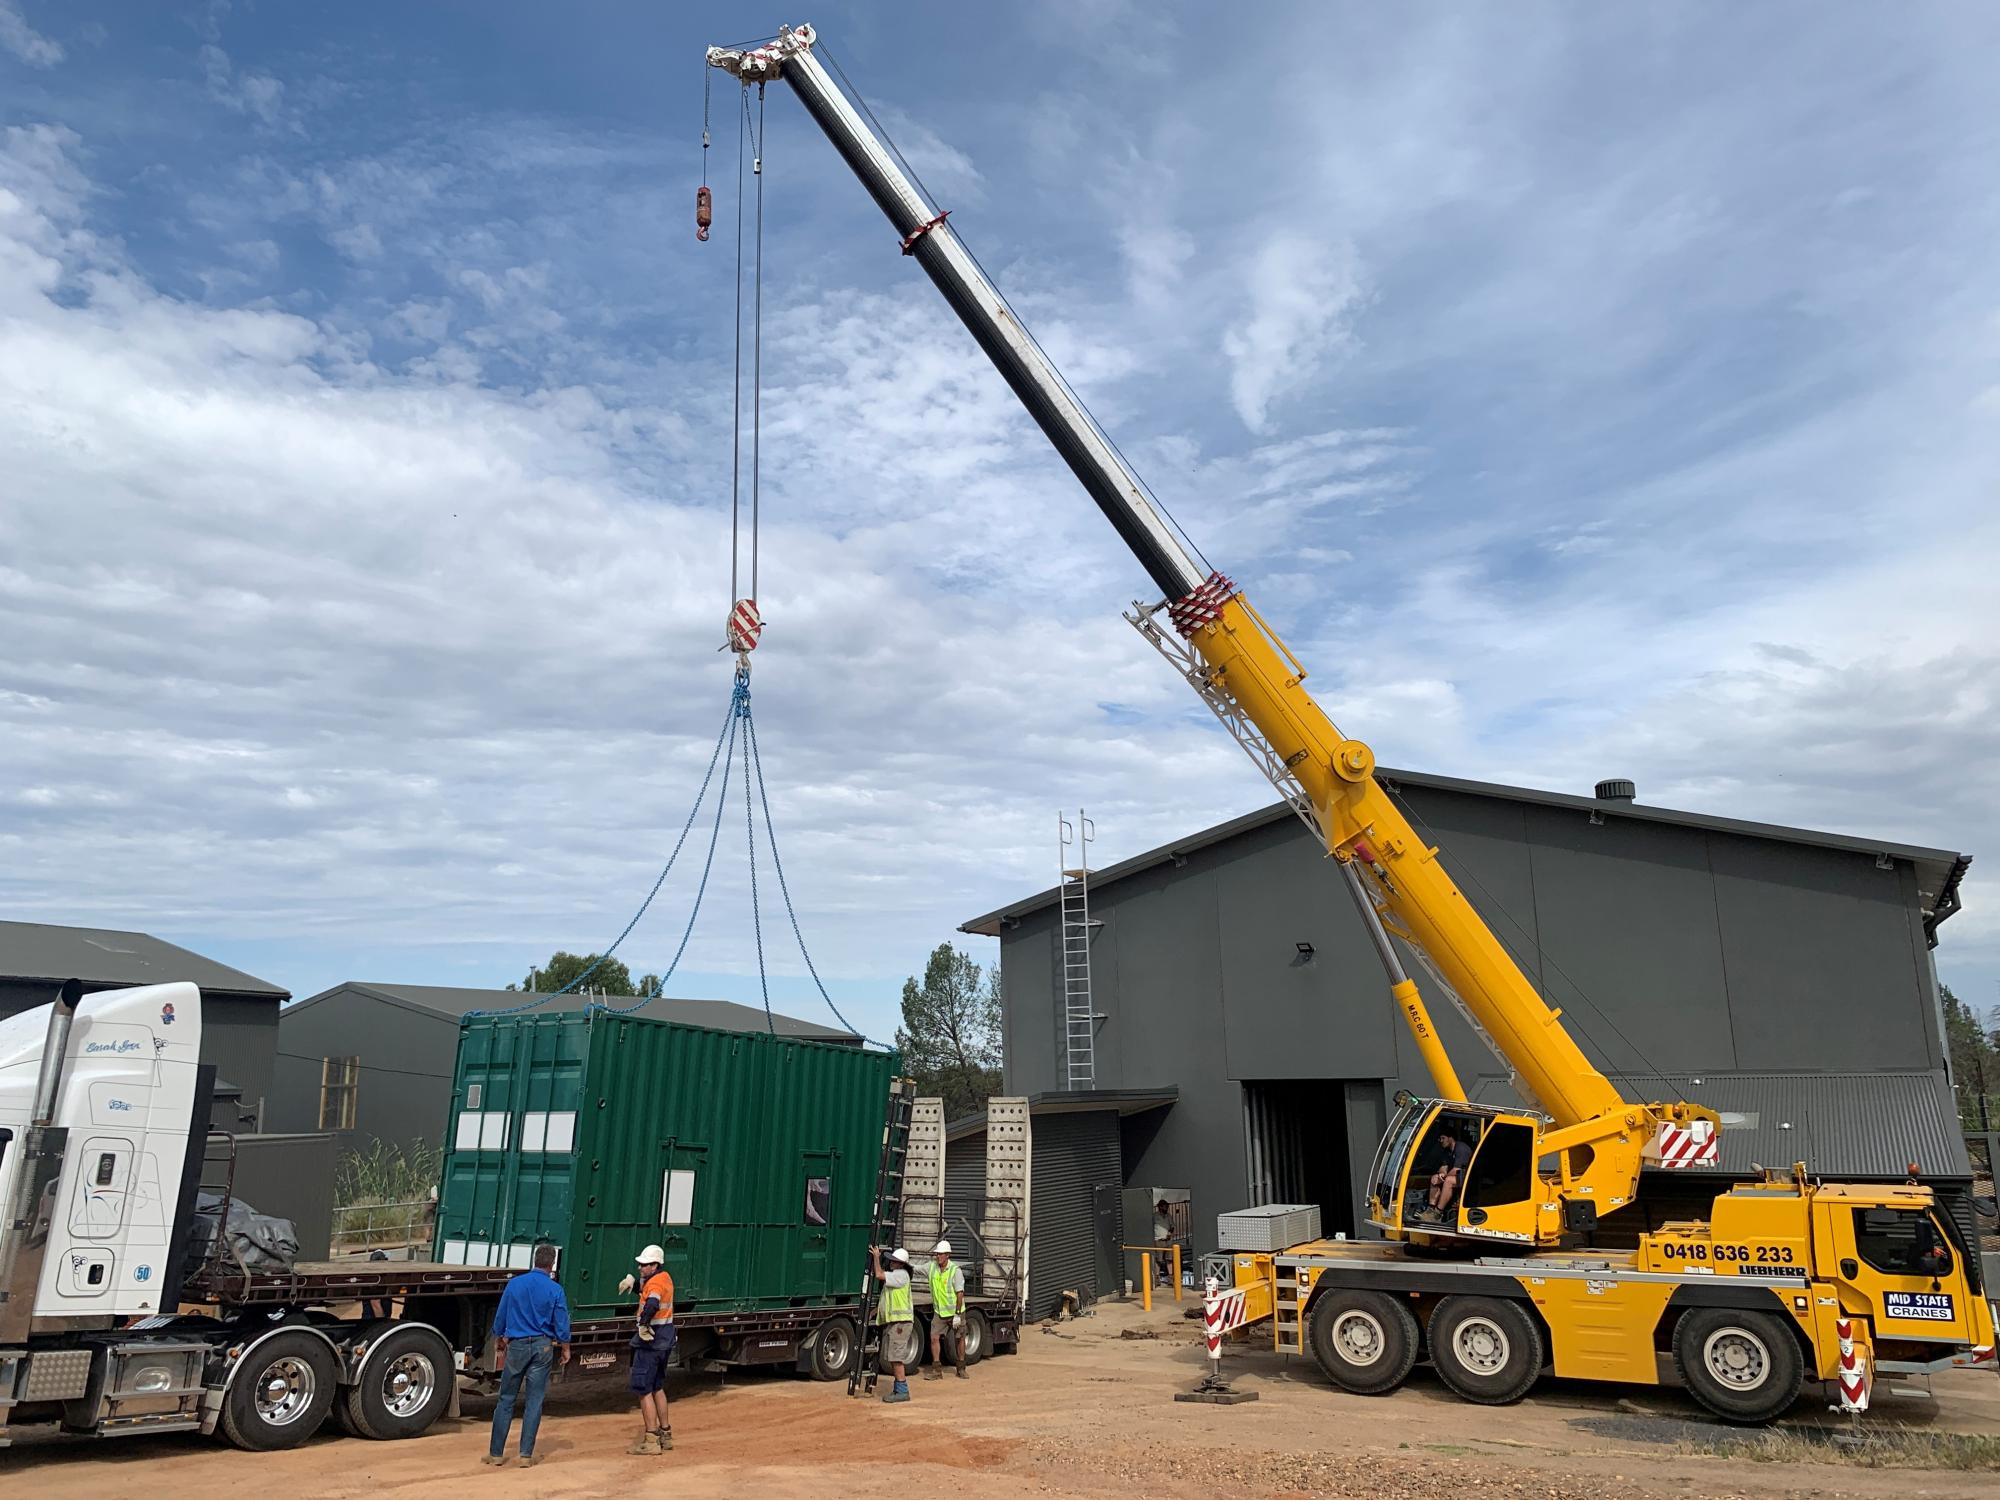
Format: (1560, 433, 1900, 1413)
(1853, 1208, 1953, 1278)
(1403, 1113, 1483, 1228)
(1461, 1121, 1534, 1212)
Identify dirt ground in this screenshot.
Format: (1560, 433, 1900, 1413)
(5, 1296, 1996, 1500)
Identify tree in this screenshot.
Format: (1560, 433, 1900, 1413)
(504, 951, 637, 996)
(1942, 982, 1999, 1132)
(895, 943, 1003, 1122)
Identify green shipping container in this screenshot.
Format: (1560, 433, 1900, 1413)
(434, 1010, 898, 1323)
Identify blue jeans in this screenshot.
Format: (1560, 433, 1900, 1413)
(490, 1336, 554, 1457)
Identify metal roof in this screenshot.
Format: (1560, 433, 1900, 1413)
(283, 980, 859, 1043)
(0, 920, 288, 1001)
(945, 1086, 1178, 1141)
(959, 768, 1969, 941)
(1473, 1070, 1970, 1179)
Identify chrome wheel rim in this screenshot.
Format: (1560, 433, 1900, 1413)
(381, 1350, 436, 1417)
(820, 1323, 853, 1369)
(1702, 1327, 1770, 1391)
(1331, 1308, 1386, 1366)
(255, 1355, 317, 1426)
(1453, 1315, 1511, 1376)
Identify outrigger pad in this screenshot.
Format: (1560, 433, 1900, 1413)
(1174, 1389, 1258, 1404)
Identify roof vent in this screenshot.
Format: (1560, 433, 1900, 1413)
(1594, 778, 1636, 802)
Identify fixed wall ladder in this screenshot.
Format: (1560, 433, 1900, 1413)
(1059, 810, 1101, 1090)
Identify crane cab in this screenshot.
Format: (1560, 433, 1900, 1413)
(1366, 1094, 1553, 1245)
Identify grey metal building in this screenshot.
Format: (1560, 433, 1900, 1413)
(270, 981, 862, 1152)
(962, 771, 1973, 1292)
(0, 919, 289, 1124)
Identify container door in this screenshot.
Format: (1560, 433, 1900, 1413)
(797, 1149, 835, 1299)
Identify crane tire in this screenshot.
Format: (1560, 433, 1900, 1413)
(1672, 1307, 1803, 1424)
(1427, 1295, 1543, 1405)
(1307, 1288, 1419, 1395)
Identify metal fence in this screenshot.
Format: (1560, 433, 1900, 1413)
(331, 1198, 435, 1260)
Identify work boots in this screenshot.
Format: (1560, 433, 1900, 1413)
(628, 1432, 662, 1455)
(657, 1426, 674, 1451)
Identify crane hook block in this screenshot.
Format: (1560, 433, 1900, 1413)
(727, 597, 763, 653)
(696, 184, 713, 241)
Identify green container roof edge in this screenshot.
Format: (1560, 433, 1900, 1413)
(437, 1007, 904, 1324)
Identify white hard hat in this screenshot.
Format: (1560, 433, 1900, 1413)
(890, 1246, 911, 1265)
(933, 1239, 953, 1256)
(636, 1244, 665, 1264)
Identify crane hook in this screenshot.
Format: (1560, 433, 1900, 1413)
(696, 183, 713, 242)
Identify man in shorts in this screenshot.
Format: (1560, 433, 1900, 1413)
(925, 1239, 967, 1380)
(619, 1244, 676, 1453)
(871, 1245, 918, 1403)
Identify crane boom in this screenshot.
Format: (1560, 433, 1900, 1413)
(709, 26, 1718, 1235)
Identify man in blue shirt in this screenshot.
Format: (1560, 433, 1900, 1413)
(484, 1243, 571, 1468)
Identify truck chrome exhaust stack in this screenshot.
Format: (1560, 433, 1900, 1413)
(0, 979, 85, 1341)
(29, 978, 84, 1126)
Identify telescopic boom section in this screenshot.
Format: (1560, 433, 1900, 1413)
(709, 28, 1710, 1165)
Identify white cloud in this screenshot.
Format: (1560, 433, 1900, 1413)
(1221, 232, 1366, 433)
(0, 1, 61, 68)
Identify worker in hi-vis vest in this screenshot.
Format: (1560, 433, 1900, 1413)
(925, 1239, 968, 1379)
(616, 1245, 675, 1454)
(870, 1245, 918, 1403)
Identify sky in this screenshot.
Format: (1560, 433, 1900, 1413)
(2, 1, 1997, 1045)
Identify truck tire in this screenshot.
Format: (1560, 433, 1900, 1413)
(807, 1315, 859, 1381)
(344, 1325, 455, 1439)
(958, 1308, 991, 1365)
(220, 1330, 338, 1451)
(1427, 1296, 1543, 1405)
(1672, 1307, 1803, 1424)
(1307, 1288, 1419, 1395)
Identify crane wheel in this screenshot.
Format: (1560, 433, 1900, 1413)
(1427, 1295, 1543, 1405)
(1671, 1307, 1803, 1424)
(1306, 1288, 1419, 1395)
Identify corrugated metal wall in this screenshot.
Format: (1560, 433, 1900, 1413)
(1027, 1111, 1120, 1317)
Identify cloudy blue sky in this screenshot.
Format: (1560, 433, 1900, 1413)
(3, 2, 1996, 1041)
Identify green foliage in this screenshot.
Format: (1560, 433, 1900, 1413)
(333, 1138, 442, 1254)
(1942, 982, 2000, 1132)
(504, 951, 637, 996)
(895, 942, 1003, 1122)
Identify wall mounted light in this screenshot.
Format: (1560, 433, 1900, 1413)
(1295, 942, 1315, 959)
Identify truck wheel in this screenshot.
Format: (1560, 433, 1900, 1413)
(1672, 1307, 1803, 1424)
(1428, 1296, 1543, 1405)
(344, 1325, 455, 1439)
(1307, 1288, 1419, 1395)
(808, 1315, 858, 1381)
(959, 1308, 991, 1365)
(220, 1331, 338, 1451)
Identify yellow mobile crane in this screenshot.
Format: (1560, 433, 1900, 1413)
(706, 27, 1997, 1421)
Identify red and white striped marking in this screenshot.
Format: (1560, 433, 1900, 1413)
(727, 597, 763, 653)
(1835, 1316, 1869, 1412)
(1652, 1119, 1719, 1170)
(1201, 1278, 1249, 1365)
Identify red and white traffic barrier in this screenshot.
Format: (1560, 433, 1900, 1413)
(1835, 1316, 1869, 1413)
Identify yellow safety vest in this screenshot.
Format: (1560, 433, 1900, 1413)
(878, 1276, 913, 1325)
(928, 1263, 961, 1318)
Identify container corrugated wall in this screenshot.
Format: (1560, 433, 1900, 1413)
(435, 1011, 897, 1322)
